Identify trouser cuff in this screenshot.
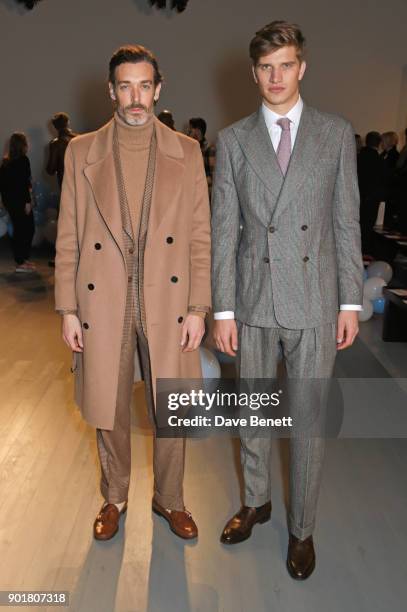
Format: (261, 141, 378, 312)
(244, 492, 271, 508)
(153, 489, 184, 512)
(100, 482, 129, 505)
(288, 514, 315, 540)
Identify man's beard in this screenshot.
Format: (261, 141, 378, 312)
(118, 103, 152, 126)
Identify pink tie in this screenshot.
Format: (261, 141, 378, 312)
(276, 117, 292, 176)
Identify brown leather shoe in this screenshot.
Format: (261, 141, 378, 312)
(220, 502, 271, 544)
(93, 502, 128, 541)
(286, 533, 316, 580)
(152, 500, 198, 539)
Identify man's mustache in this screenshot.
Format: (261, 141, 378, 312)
(125, 104, 148, 112)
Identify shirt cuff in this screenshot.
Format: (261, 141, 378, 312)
(340, 304, 363, 311)
(214, 311, 235, 320)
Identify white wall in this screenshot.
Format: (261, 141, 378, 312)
(1, 0, 407, 186)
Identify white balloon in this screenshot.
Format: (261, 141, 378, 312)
(200, 347, 221, 379)
(367, 261, 393, 283)
(0, 219, 7, 238)
(358, 298, 373, 322)
(363, 276, 387, 300)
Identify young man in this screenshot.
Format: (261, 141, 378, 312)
(211, 21, 363, 579)
(55, 45, 211, 541)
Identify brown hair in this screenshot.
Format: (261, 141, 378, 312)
(7, 132, 28, 161)
(109, 45, 163, 86)
(249, 21, 306, 65)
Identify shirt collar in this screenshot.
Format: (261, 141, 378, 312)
(262, 96, 303, 131)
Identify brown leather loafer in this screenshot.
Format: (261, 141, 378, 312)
(93, 502, 128, 541)
(220, 501, 272, 544)
(152, 500, 198, 539)
(286, 533, 316, 580)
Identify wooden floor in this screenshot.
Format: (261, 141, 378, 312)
(1, 246, 407, 612)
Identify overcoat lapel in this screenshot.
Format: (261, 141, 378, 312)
(271, 105, 334, 221)
(234, 109, 283, 200)
(83, 120, 126, 262)
(147, 117, 185, 240)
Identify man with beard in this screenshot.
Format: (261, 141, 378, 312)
(55, 45, 211, 541)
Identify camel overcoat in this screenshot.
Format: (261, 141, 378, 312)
(55, 117, 211, 430)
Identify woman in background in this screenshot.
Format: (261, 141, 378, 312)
(0, 132, 35, 272)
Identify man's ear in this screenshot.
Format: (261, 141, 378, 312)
(154, 82, 162, 103)
(298, 61, 307, 82)
(108, 82, 116, 101)
(252, 65, 258, 84)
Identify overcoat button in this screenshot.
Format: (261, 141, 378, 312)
(129, 247, 134, 254)
(178, 316, 183, 323)
(268, 226, 275, 233)
(166, 236, 174, 244)
(171, 276, 178, 283)
(83, 322, 89, 329)
(263, 257, 270, 263)
(301, 225, 308, 231)
(88, 283, 95, 290)
(95, 243, 101, 250)
(303, 256, 309, 262)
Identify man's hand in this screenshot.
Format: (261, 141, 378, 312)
(213, 319, 238, 357)
(336, 311, 359, 350)
(62, 313, 84, 352)
(180, 314, 205, 352)
(25, 202, 32, 215)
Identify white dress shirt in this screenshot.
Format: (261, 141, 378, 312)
(214, 96, 361, 320)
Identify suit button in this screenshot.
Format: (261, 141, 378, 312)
(95, 243, 101, 250)
(166, 236, 174, 244)
(128, 276, 132, 282)
(301, 225, 308, 231)
(268, 226, 275, 233)
(83, 322, 89, 329)
(171, 276, 178, 283)
(303, 256, 309, 262)
(129, 247, 134, 254)
(263, 257, 270, 263)
(88, 283, 95, 290)
(178, 316, 183, 323)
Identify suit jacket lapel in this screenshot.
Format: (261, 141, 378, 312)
(271, 105, 334, 221)
(234, 109, 284, 200)
(147, 117, 185, 241)
(84, 119, 126, 261)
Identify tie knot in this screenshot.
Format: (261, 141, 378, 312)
(277, 117, 291, 131)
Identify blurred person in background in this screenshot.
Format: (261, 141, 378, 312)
(357, 131, 385, 255)
(0, 132, 35, 273)
(46, 112, 77, 189)
(157, 109, 176, 130)
(187, 117, 216, 197)
(381, 131, 399, 228)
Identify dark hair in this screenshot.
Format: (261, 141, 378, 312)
(189, 117, 207, 138)
(7, 132, 28, 161)
(250, 20, 306, 65)
(109, 45, 163, 86)
(52, 112, 69, 131)
(365, 131, 382, 148)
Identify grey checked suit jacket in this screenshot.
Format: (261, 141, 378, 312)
(211, 103, 364, 329)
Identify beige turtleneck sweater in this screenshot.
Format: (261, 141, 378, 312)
(114, 112, 206, 320)
(114, 111, 154, 237)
